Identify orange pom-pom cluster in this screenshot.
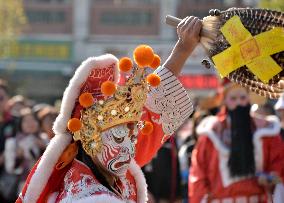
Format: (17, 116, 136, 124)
(133, 45, 155, 67)
(141, 121, 154, 135)
(149, 54, 161, 69)
(68, 118, 82, 133)
(119, 57, 133, 72)
(79, 92, 94, 108)
(101, 81, 116, 96)
(147, 73, 161, 87)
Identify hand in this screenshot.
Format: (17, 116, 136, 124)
(257, 172, 282, 188)
(163, 16, 202, 76)
(176, 16, 202, 55)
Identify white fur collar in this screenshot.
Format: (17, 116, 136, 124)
(24, 55, 119, 203)
(196, 115, 281, 187)
(46, 160, 147, 203)
(53, 54, 118, 135)
(129, 159, 148, 203)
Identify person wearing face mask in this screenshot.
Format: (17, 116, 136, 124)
(16, 16, 202, 203)
(188, 79, 284, 203)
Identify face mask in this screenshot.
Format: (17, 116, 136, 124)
(96, 123, 138, 176)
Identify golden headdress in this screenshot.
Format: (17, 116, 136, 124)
(67, 45, 161, 157)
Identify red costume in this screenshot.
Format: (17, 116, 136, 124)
(16, 53, 192, 203)
(189, 114, 284, 203)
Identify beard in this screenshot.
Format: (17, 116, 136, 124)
(227, 104, 255, 177)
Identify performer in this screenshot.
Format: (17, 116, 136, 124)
(189, 80, 284, 203)
(274, 93, 284, 140)
(16, 16, 202, 203)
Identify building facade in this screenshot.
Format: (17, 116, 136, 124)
(0, 0, 256, 102)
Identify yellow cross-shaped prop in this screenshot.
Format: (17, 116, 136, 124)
(212, 16, 284, 83)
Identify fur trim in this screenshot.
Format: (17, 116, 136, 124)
(196, 116, 229, 154)
(23, 55, 120, 203)
(273, 183, 284, 203)
(47, 192, 58, 203)
(53, 54, 119, 135)
(24, 133, 72, 203)
(129, 160, 148, 203)
(253, 115, 280, 171)
(196, 115, 280, 187)
(45, 160, 147, 203)
(4, 138, 17, 173)
(70, 194, 125, 203)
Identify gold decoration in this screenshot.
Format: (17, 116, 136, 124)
(73, 67, 148, 157)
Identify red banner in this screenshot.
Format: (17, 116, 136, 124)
(178, 74, 218, 89)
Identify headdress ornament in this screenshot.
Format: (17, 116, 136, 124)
(66, 45, 161, 157)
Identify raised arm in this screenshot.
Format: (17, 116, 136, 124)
(135, 16, 202, 167)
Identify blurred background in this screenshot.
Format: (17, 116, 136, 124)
(0, 0, 283, 202)
(1, 0, 282, 104)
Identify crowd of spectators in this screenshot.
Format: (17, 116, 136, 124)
(1, 77, 284, 203)
(0, 79, 58, 203)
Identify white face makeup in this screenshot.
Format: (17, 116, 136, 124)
(96, 123, 138, 176)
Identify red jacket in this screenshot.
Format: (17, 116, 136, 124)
(189, 115, 284, 203)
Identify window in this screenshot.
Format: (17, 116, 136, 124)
(26, 10, 66, 23)
(100, 11, 152, 26)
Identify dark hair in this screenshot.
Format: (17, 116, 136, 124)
(76, 143, 116, 193)
(0, 79, 8, 94)
(18, 108, 39, 134)
(37, 106, 58, 127)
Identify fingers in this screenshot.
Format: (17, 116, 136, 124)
(177, 16, 202, 36)
(186, 17, 199, 30)
(177, 16, 189, 35)
(193, 19, 202, 35)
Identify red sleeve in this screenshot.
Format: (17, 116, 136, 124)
(134, 107, 168, 167)
(188, 135, 212, 203)
(262, 135, 284, 181)
(134, 66, 193, 167)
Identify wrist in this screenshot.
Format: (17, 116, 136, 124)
(175, 40, 194, 56)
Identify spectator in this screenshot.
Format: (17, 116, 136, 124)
(0, 79, 18, 202)
(37, 106, 58, 145)
(5, 108, 43, 196)
(142, 136, 182, 203)
(6, 95, 27, 118)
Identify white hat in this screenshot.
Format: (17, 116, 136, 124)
(274, 93, 284, 110)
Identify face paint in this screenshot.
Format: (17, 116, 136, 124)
(96, 123, 138, 176)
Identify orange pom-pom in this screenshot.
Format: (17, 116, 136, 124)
(147, 73, 161, 87)
(101, 81, 116, 96)
(79, 92, 94, 108)
(133, 45, 155, 67)
(141, 121, 154, 135)
(68, 118, 81, 133)
(149, 54, 161, 69)
(119, 57, 133, 72)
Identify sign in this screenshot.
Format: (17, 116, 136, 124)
(178, 74, 218, 89)
(0, 40, 72, 61)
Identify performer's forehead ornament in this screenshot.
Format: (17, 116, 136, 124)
(67, 45, 161, 158)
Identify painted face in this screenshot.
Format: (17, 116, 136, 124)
(96, 122, 138, 176)
(224, 87, 250, 110)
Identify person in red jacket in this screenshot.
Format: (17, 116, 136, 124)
(16, 16, 202, 203)
(189, 81, 284, 203)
